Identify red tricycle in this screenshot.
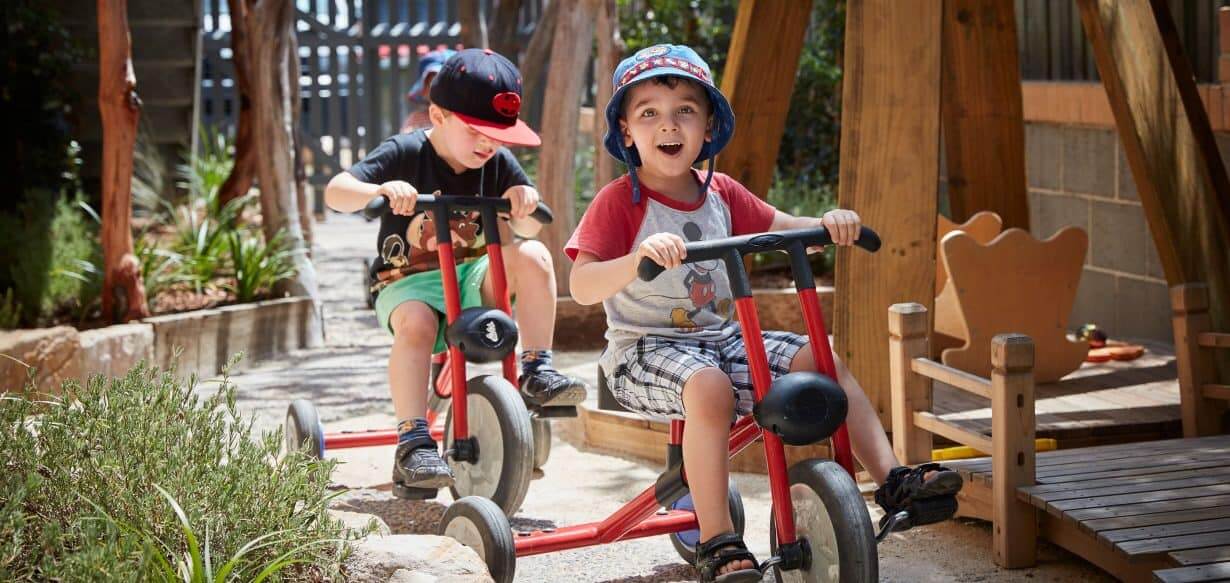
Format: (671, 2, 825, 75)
(437, 225, 949, 582)
(285, 194, 571, 515)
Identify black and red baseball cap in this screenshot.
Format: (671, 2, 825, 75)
(429, 48, 541, 147)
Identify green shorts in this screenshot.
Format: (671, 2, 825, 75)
(375, 256, 489, 354)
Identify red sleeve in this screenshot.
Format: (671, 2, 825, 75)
(564, 176, 646, 262)
(712, 173, 777, 235)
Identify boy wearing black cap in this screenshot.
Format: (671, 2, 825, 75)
(565, 44, 962, 581)
(326, 48, 586, 496)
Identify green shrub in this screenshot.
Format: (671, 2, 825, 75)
(0, 290, 20, 330)
(0, 190, 101, 326)
(225, 229, 299, 303)
(0, 364, 349, 581)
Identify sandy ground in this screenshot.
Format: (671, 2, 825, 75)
(224, 213, 1115, 582)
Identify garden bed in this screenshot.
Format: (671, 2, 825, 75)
(0, 296, 321, 394)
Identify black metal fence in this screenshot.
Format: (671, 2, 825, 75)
(199, 0, 543, 201)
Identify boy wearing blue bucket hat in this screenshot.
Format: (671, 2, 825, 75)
(326, 48, 587, 498)
(565, 44, 962, 581)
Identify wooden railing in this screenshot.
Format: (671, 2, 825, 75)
(888, 303, 1038, 569)
(1172, 283, 1230, 437)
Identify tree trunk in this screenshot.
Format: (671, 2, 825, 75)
(488, 0, 525, 59)
(594, 0, 623, 189)
(519, 0, 558, 131)
(459, 0, 488, 49)
(97, 0, 149, 323)
(248, 0, 320, 308)
(289, 29, 313, 255)
(538, 0, 599, 296)
(219, 0, 257, 207)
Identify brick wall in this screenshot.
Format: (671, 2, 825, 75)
(1024, 122, 1179, 343)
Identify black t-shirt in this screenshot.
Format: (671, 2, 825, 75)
(346, 130, 532, 286)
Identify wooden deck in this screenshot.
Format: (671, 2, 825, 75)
(947, 434, 1230, 583)
(934, 341, 1182, 448)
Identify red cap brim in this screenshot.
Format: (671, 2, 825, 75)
(454, 112, 542, 147)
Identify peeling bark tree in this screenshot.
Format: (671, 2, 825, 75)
(488, 0, 525, 58)
(459, 0, 488, 49)
(97, 0, 149, 323)
(594, 0, 623, 189)
(219, 0, 257, 207)
(246, 0, 320, 304)
(519, 0, 558, 131)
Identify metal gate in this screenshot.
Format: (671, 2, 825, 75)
(199, 0, 543, 208)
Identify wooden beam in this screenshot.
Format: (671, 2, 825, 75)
(536, 0, 598, 297)
(835, 0, 942, 427)
(716, 0, 813, 200)
(889, 303, 933, 465)
(914, 411, 993, 454)
(1171, 283, 1223, 437)
(911, 357, 992, 400)
(990, 333, 1037, 568)
(941, 0, 1030, 230)
(1077, 0, 1230, 379)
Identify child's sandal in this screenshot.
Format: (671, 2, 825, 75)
(695, 532, 762, 583)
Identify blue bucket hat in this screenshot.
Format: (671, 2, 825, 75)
(603, 44, 735, 203)
(408, 49, 457, 102)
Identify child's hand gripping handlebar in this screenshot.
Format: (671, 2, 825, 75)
(636, 225, 882, 283)
(362, 193, 555, 225)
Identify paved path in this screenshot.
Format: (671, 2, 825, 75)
(226, 213, 1111, 583)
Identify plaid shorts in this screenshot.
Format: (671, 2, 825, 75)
(605, 329, 809, 419)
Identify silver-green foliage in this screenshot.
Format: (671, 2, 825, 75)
(0, 363, 351, 581)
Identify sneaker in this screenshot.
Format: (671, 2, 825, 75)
(392, 438, 454, 489)
(519, 367, 588, 407)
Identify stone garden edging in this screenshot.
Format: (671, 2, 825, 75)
(0, 296, 322, 393)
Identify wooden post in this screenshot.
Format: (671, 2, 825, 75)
(888, 303, 933, 464)
(592, 0, 622, 190)
(1077, 0, 1230, 378)
(941, 0, 1030, 230)
(97, 0, 150, 323)
(715, 0, 813, 199)
(835, 0, 942, 427)
(990, 333, 1036, 568)
(536, 0, 598, 297)
(1172, 283, 1222, 437)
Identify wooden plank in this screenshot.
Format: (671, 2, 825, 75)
(1154, 562, 1230, 583)
(1049, 483, 1230, 514)
(1205, 385, 1230, 401)
(991, 334, 1037, 568)
(1199, 333, 1230, 349)
(1067, 494, 1230, 522)
(940, 0, 1029, 229)
(1102, 517, 1230, 546)
(914, 411, 992, 454)
(717, 0, 814, 200)
(954, 430, 1230, 476)
(1170, 546, 1230, 566)
(911, 357, 991, 399)
(835, 0, 941, 428)
(1119, 530, 1230, 558)
(1037, 473, 1230, 507)
(1025, 465, 1230, 497)
(889, 304, 933, 464)
(1040, 513, 1163, 583)
(1086, 506, 1230, 537)
(1078, 0, 1230, 373)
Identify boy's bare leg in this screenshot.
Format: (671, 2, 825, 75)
(482, 239, 586, 405)
(388, 301, 438, 420)
(682, 368, 755, 575)
(483, 239, 555, 349)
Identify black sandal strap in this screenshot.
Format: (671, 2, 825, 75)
(696, 532, 759, 582)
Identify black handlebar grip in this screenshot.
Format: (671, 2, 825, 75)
(637, 257, 667, 282)
(361, 194, 554, 225)
(636, 225, 882, 282)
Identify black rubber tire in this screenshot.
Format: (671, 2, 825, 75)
(445, 375, 534, 515)
(669, 480, 746, 564)
(770, 460, 877, 582)
(285, 399, 324, 460)
(439, 496, 516, 583)
(531, 418, 551, 469)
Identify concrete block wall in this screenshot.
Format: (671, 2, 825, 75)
(1025, 122, 1176, 344)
